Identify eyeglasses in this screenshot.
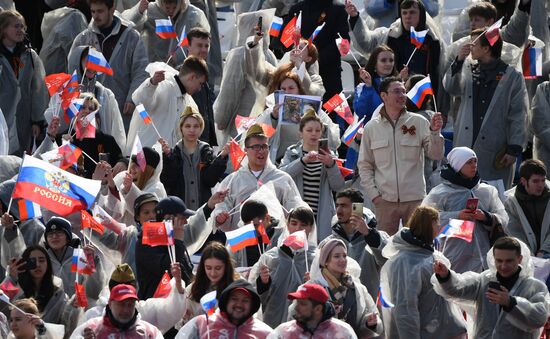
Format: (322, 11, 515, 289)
(387, 89, 407, 95)
(246, 144, 269, 151)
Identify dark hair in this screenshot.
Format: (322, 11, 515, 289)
(190, 242, 237, 302)
(244, 134, 268, 148)
(288, 207, 315, 226)
(187, 27, 211, 45)
(471, 28, 502, 59)
(364, 45, 398, 92)
(179, 56, 209, 79)
(88, 0, 114, 9)
(241, 200, 268, 223)
(405, 74, 433, 111)
(406, 205, 439, 244)
(335, 188, 364, 203)
(519, 159, 547, 180)
(468, 2, 497, 21)
(493, 237, 522, 256)
(18, 246, 56, 312)
(399, 0, 427, 31)
(379, 76, 403, 93)
(299, 113, 322, 132)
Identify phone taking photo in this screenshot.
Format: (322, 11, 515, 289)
(319, 139, 329, 153)
(488, 281, 502, 291)
(352, 203, 363, 217)
(466, 198, 479, 211)
(18, 257, 37, 271)
(257, 16, 263, 35)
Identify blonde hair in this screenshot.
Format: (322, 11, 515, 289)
(179, 106, 204, 134)
(79, 92, 101, 112)
(0, 10, 26, 41)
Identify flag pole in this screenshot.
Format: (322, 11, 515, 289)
(80, 68, 87, 85)
(151, 122, 163, 140)
(337, 33, 361, 68)
(405, 48, 418, 67)
(80, 150, 98, 165)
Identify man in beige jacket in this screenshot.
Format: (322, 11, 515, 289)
(357, 76, 444, 234)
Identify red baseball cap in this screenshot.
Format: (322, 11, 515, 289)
(288, 284, 328, 304)
(110, 284, 138, 302)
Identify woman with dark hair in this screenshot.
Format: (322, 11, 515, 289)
(182, 242, 238, 324)
(280, 110, 345, 240)
(379, 205, 467, 338)
(3, 245, 81, 338)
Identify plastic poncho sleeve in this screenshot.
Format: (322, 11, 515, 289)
(499, 9, 529, 48)
(29, 51, 49, 126)
(1, 226, 26, 271)
(139, 278, 187, 333)
(506, 283, 550, 332)
(214, 48, 246, 131)
(531, 82, 550, 147)
(432, 270, 482, 301)
(349, 16, 388, 56)
(0, 109, 9, 156)
(120, 1, 147, 28)
(175, 316, 201, 339)
(244, 36, 274, 88)
(182, 204, 213, 255)
(356, 283, 384, 336)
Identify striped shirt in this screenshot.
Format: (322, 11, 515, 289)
(302, 150, 322, 215)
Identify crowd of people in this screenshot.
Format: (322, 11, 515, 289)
(1, 0, 550, 337)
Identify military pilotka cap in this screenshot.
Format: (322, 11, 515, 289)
(245, 124, 266, 139)
(110, 264, 136, 284)
(179, 106, 198, 119)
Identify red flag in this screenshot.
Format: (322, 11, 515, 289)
(336, 38, 350, 56)
(75, 113, 97, 139)
(260, 124, 276, 138)
(0, 279, 20, 300)
(336, 161, 354, 177)
(323, 93, 345, 113)
(283, 230, 308, 251)
(229, 140, 246, 170)
(74, 282, 88, 308)
(153, 271, 172, 298)
(142, 222, 171, 246)
(257, 222, 271, 245)
(235, 115, 256, 134)
(484, 17, 502, 47)
(58, 143, 82, 170)
(280, 16, 297, 48)
(60, 71, 80, 110)
(81, 210, 104, 235)
(334, 94, 353, 124)
(44, 73, 71, 96)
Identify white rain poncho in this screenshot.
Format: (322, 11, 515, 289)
(0, 109, 8, 156)
(248, 244, 315, 329)
(380, 230, 467, 338)
(82, 278, 187, 334)
(303, 247, 383, 338)
(423, 176, 508, 273)
(39, 7, 87, 75)
(432, 238, 550, 339)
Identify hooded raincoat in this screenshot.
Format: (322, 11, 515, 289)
(432, 240, 550, 339)
(176, 279, 273, 338)
(380, 229, 467, 339)
(532, 81, 550, 171)
(423, 166, 508, 273)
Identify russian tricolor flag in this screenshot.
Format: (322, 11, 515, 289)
(86, 49, 113, 76)
(437, 219, 475, 243)
(342, 116, 365, 146)
(178, 25, 188, 47)
(155, 19, 177, 39)
(269, 16, 283, 37)
(12, 155, 101, 216)
(65, 97, 83, 124)
(410, 26, 428, 49)
(308, 22, 325, 43)
(40, 143, 82, 170)
(226, 224, 259, 252)
(137, 104, 152, 125)
(17, 199, 42, 221)
(406, 76, 434, 109)
(71, 248, 94, 275)
(200, 290, 217, 316)
(522, 47, 542, 79)
(61, 70, 80, 111)
(131, 136, 147, 172)
(377, 286, 394, 308)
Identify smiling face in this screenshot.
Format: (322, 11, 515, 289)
(226, 290, 252, 323)
(375, 51, 395, 77)
(325, 245, 347, 276)
(245, 136, 269, 171)
(138, 201, 157, 224)
(45, 230, 68, 252)
(493, 248, 522, 278)
(381, 81, 407, 112)
(1, 16, 25, 46)
(9, 309, 34, 338)
(204, 258, 225, 285)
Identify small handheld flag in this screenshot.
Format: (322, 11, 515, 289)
(257, 222, 271, 245)
(65, 97, 84, 124)
(334, 94, 353, 124)
(131, 136, 147, 172)
(336, 37, 351, 56)
(71, 248, 95, 275)
(137, 104, 152, 125)
(522, 47, 542, 79)
(200, 290, 217, 316)
(75, 112, 97, 140)
(410, 26, 428, 49)
(86, 49, 114, 76)
(226, 224, 259, 252)
(293, 11, 302, 47)
(309, 22, 326, 43)
(269, 16, 283, 37)
(229, 139, 246, 170)
(235, 115, 256, 135)
(155, 19, 177, 39)
(280, 15, 297, 48)
(484, 17, 503, 46)
(92, 205, 125, 235)
(44, 73, 72, 96)
(437, 219, 475, 243)
(17, 199, 42, 221)
(41, 143, 83, 170)
(377, 286, 394, 308)
(75, 282, 88, 308)
(177, 25, 188, 47)
(81, 210, 104, 235)
(0, 279, 20, 300)
(142, 221, 173, 246)
(323, 93, 345, 113)
(342, 116, 365, 146)
(406, 76, 434, 109)
(153, 271, 172, 298)
(283, 230, 308, 251)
